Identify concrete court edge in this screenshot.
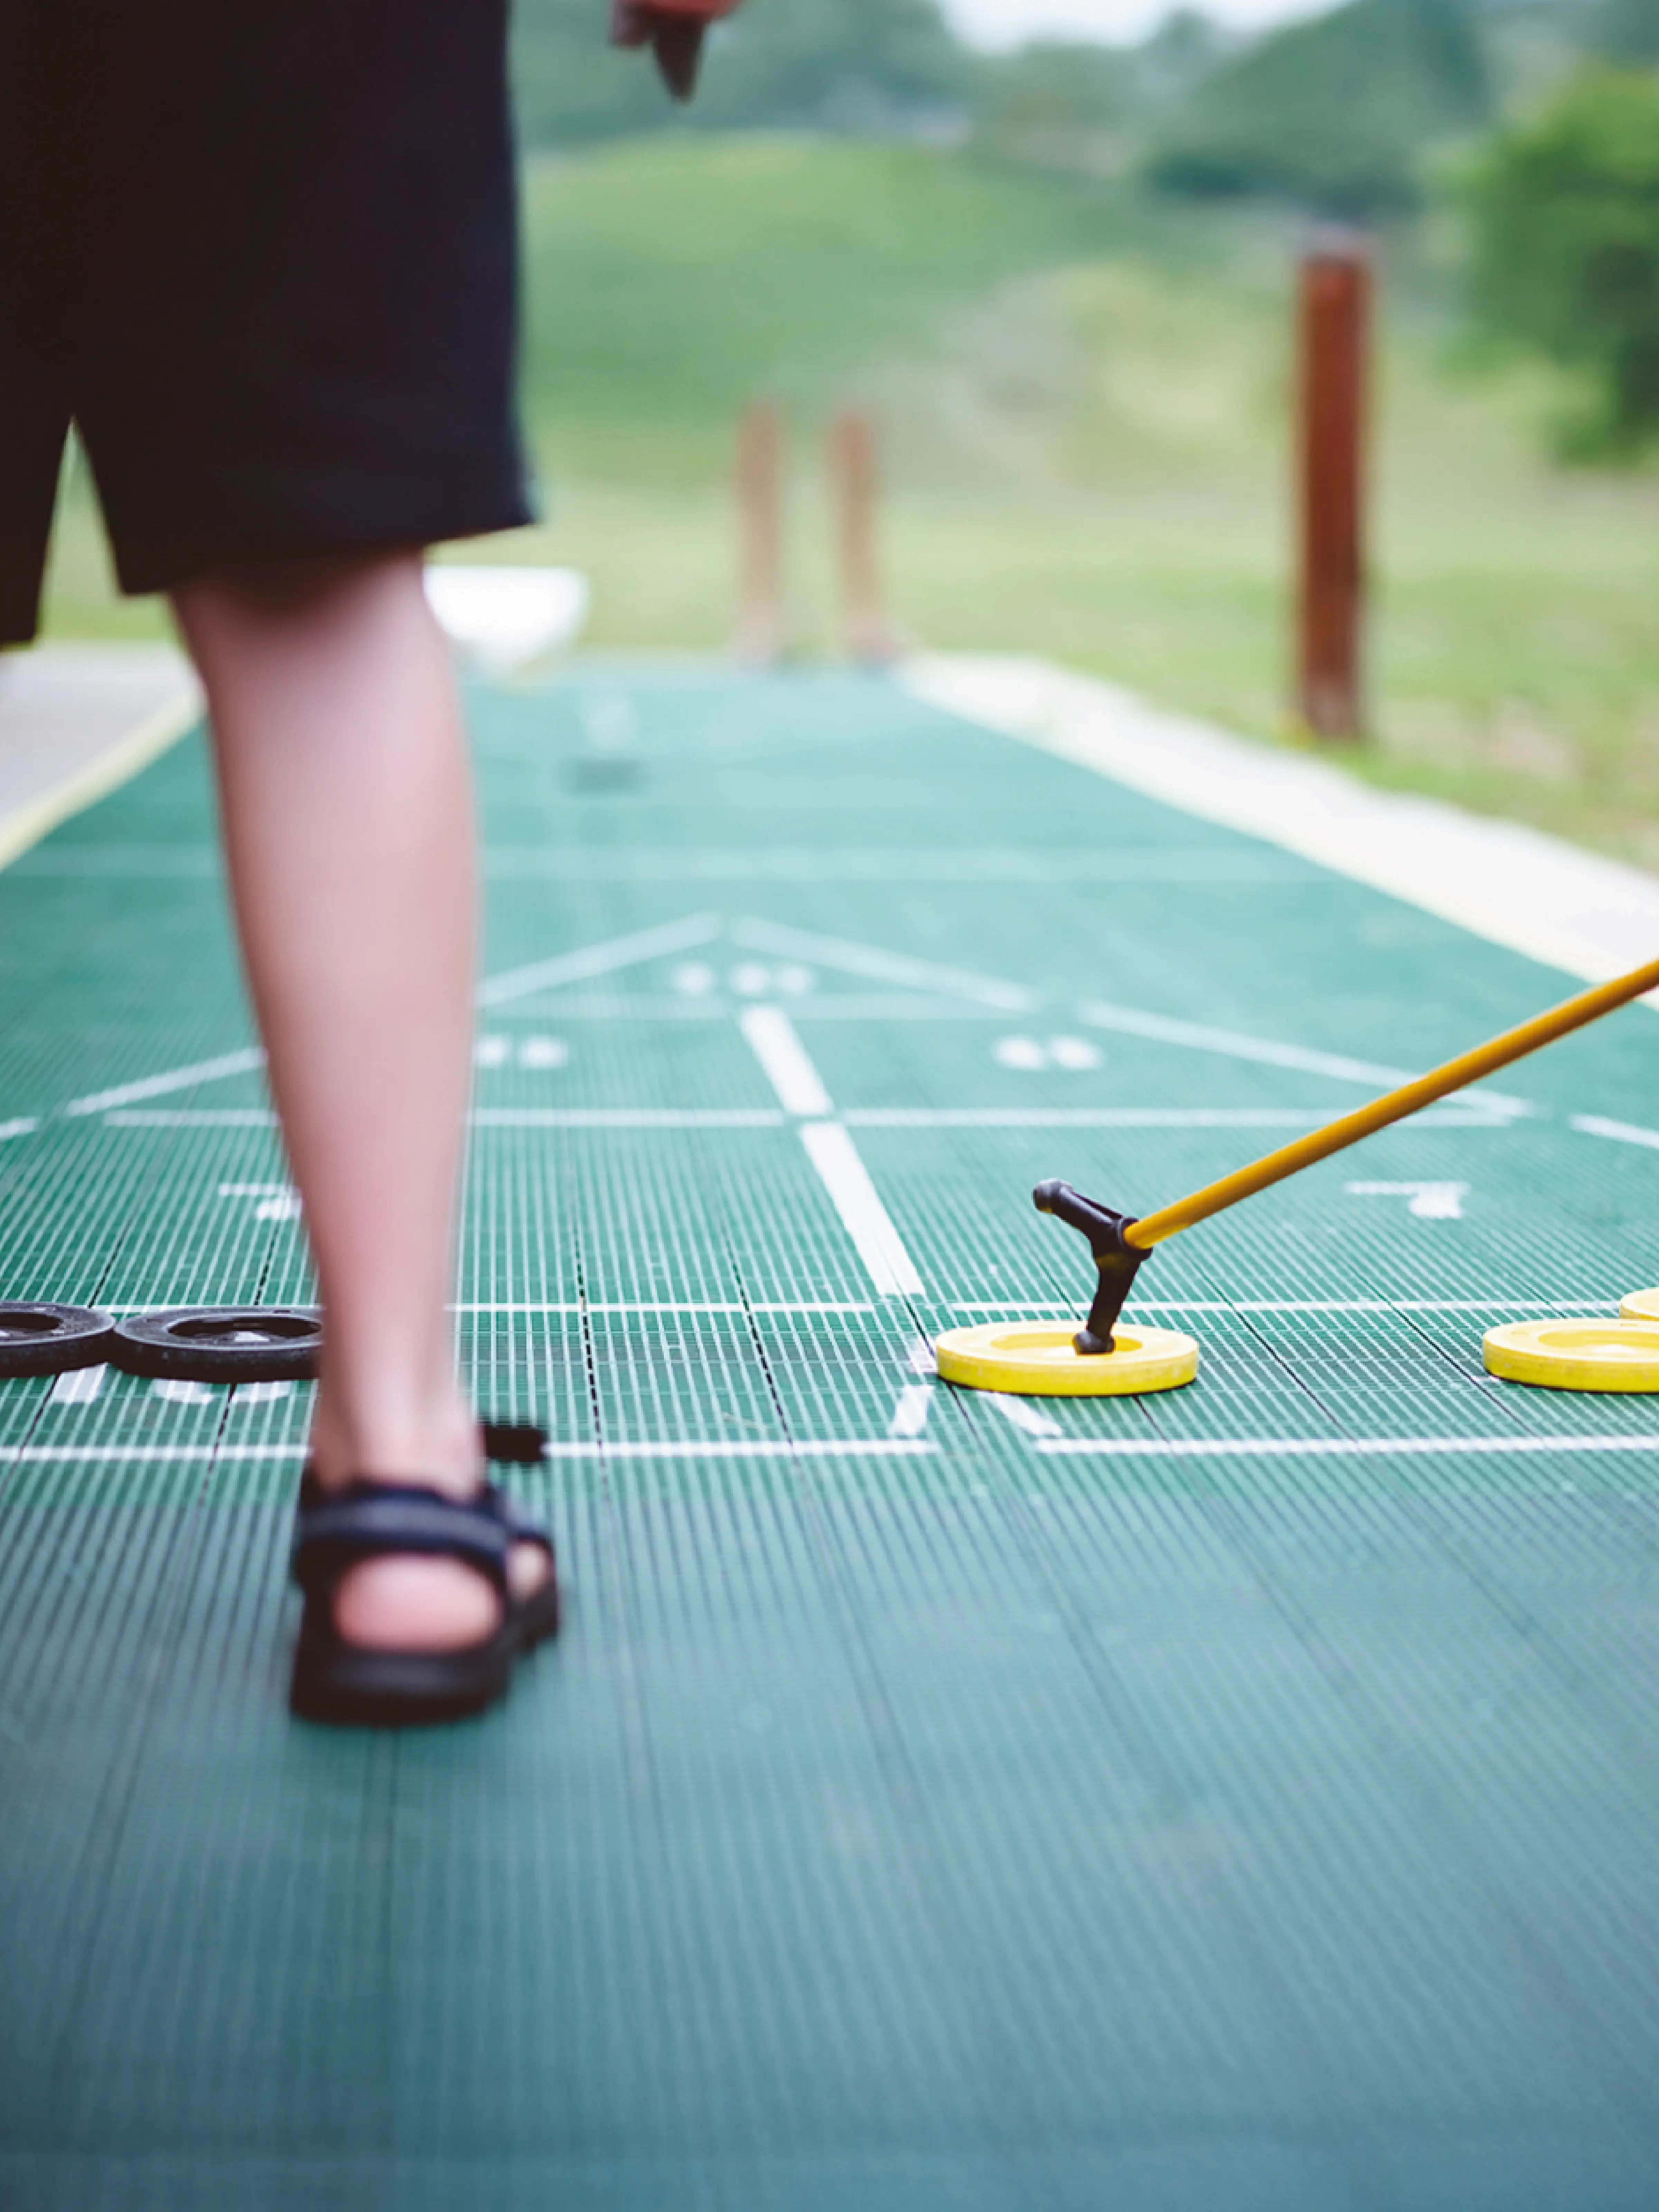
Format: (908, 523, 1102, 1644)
(0, 687, 201, 876)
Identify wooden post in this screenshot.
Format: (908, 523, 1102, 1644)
(735, 400, 784, 665)
(829, 408, 898, 664)
(1296, 236, 1371, 741)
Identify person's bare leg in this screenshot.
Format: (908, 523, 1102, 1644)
(172, 550, 540, 1652)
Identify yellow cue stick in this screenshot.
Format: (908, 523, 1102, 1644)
(1126, 955, 1659, 1252)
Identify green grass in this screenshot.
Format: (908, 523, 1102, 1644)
(519, 135, 1123, 472)
(38, 135, 1659, 869)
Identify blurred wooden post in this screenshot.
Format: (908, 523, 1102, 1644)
(1296, 236, 1370, 741)
(829, 408, 898, 664)
(735, 400, 784, 665)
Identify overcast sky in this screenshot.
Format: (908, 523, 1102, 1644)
(941, 0, 1330, 47)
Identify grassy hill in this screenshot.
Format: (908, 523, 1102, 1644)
(518, 136, 1119, 471)
(518, 138, 1659, 869)
(38, 136, 1659, 869)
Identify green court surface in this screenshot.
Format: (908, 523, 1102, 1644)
(4, 669, 1659, 2210)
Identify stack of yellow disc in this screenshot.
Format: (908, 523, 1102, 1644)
(935, 1320, 1199, 1398)
(1483, 1315, 1659, 1393)
(1620, 1287, 1659, 1324)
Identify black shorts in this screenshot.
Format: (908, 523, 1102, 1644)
(1, 0, 533, 647)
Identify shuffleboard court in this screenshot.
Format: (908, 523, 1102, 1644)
(3, 668, 1659, 2209)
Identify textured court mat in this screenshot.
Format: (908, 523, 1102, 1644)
(2, 669, 1659, 2209)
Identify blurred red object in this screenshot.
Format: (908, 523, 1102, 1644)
(610, 0, 744, 101)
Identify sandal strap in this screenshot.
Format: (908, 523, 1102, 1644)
(295, 1473, 551, 1545)
(481, 1481, 554, 1560)
(294, 1481, 510, 1599)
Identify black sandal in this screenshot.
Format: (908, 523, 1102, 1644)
(289, 1422, 559, 1724)
(290, 1482, 523, 1724)
(292, 1476, 559, 1639)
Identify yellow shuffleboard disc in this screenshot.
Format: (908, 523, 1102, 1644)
(935, 1320, 1200, 1398)
(1483, 1316, 1659, 1393)
(1620, 1287, 1659, 1324)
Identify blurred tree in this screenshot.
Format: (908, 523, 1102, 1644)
(1146, 0, 1491, 216)
(513, 1, 668, 144)
(968, 41, 1136, 171)
(1597, 0, 1659, 59)
(691, 0, 969, 131)
(1132, 9, 1241, 112)
(1463, 65, 1659, 453)
(1479, 0, 1604, 113)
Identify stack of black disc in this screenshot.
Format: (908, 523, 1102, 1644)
(0, 1303, 322, 1383)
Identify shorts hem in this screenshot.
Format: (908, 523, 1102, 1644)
(114, 488, 537, 601)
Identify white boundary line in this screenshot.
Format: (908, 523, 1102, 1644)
(799, 1122, 925, 1297)
(476, 913, 721, 1009)
(738, 1005, 834, 1116)
(477, 846, 1307, 884)
(10, 1432, 1650, 1466)
(102, 1108, 790, 1130)
(731, 917, 1033, 1012)
(886, 1384, 935, 1439)
(842, 1107, 1507, 1131)
(905, 655, 1659, 1001)
(1034, 1434, 1659, 1462)
(105, 1110, 275, 1127)
(987, 1394, 1063, 1441)
(733, 1001, 927, 1298)
(471, 1108, 784, 1130)
(93, 1102, 1533, 1134)
(452, 1300, 874, 1315)
(55, 1293, 1625, 1321)
(531, 1442, 940, 1463)
(49, 1366, 106, 1405)
(1080, 999, 1417, 1089)
(66, 1047, 266, 1118)
(951, 1298, 1624, 1316)
(1078, 1000, 1528, 1113)
(1572, 1114, 1659, 1152)
(89, 1299, 875, 1316)
(3, 1440, 936, 1465)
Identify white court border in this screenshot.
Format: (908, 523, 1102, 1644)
(9, 1433, 1658, 1467)
(736, 1002, 926, 1297)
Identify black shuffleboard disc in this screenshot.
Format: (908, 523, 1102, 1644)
(0, 1303, 116, 1378)
(112, 1307, 322, 1383)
